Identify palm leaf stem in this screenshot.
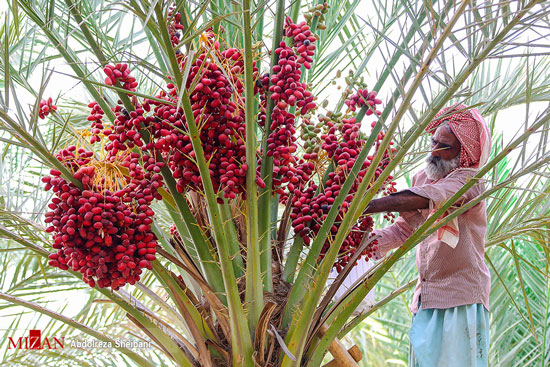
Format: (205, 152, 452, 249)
(253, 0, 264, 72)
(178, 84, 253, 365)
(151, 261, 215, 367)
(289, 0, 301, 23)
(337, 279, 417, 338)
(242, 0, 263, 329)
(154, 2, 183, 88)
(281, 161, 335, 283)
(221, 201, 245, 277)
(280, 107, 368, 323)
(160, 166, 227, 299)
(161, 202, 199, 261)
(0, 225, 49, 257)
(281, 235, 304, 283)
(151, 261, 217, 341)
(257, 0, 286, 292)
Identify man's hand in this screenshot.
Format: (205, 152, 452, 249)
(364, 190, 429, 214)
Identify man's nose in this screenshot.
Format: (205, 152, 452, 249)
(431, 147, 442, 158)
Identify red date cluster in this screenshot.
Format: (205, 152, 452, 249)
(43, 147, 158, 290)
(289, 113, 396, 271)
(267, 43, 303, 159)
(87, 101, 105, 144)
(168, 5, 184, 47)
(276, 156, 316, 202)
(371, 129, 398, 199)
(47, 31, 282, 288)
(284, 17, 316, 69)
(37, 98, 57, 119)
(263, 19, 317, 194)
(345, 89, 383, 116)
(146, 46, 265, 200)
(103, 103, 155, 153)
(87, 38, 269, 201)
(104, 63, 138, 92)
(119, 152, 165, 202)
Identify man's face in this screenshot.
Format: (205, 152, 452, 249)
(425, 124, 461, 180)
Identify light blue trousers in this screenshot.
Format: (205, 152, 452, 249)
(409, 301, 490, 367)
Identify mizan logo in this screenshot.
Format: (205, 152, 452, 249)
(8, 330, 64, 350)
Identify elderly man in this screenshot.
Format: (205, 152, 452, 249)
(356, 104, 492, 367)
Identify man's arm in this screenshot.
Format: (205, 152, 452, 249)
(364, 190, 429, 214)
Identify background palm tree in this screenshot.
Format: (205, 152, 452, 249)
(0, 0, 549, 366)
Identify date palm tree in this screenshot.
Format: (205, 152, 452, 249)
(0, 1, 549, 366)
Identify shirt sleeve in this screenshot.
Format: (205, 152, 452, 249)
(370, 211, 422, 259)
(369, 171, 425, 259)
(407, 169, 481, 211)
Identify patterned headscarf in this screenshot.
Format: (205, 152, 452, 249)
(426, 104, 491, 169)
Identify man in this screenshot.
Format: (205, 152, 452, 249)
(359, 104, 492, 367)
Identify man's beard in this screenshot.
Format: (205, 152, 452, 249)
(425, 154, 460, 180)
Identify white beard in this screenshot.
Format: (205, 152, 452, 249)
(424, 154, 460, 180)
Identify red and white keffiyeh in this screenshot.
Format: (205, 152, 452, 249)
(426, 104, 492, 168)
(425, 104, 491, 248)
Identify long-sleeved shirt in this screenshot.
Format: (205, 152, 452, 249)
(373, 168, 491, 313)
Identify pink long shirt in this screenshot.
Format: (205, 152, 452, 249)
(373, 168, 491, 313)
